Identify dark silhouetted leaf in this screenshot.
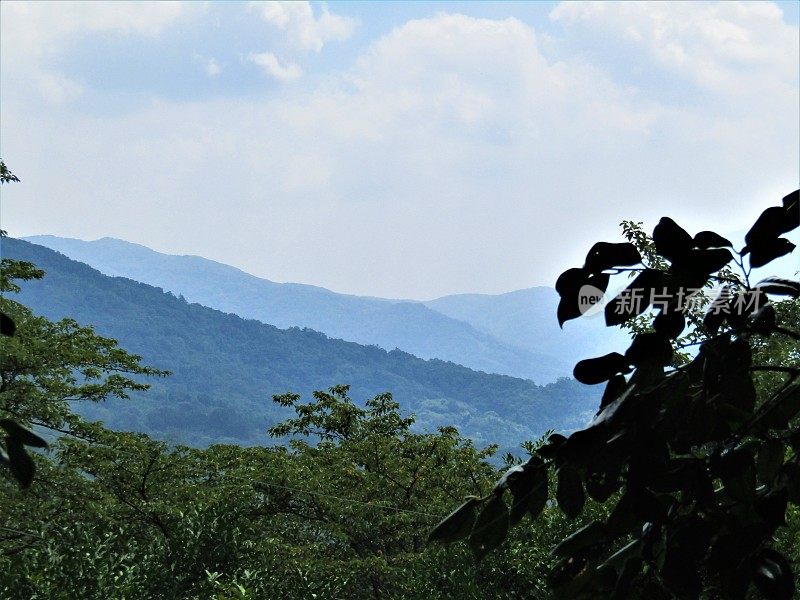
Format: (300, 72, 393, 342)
(585, 463, 620, 502)
(757, 440, 784, 484)
(693, 230, 732, 249)
(556, 269, 610, 326)
(749, 238, 796, 269)
(752, 548, 795, 600)
(746, 205, 798, 250)
(428, 497, 479, 544)
(525, 467, 549, 521)
(749, 304, 777, 335)
(556, 267, 587, 296)
(599, 375, 627, 413)
(552, 520, 607, 557)
(661, 543, 701, 597)
(538, 433, 567, 459)
(756, 489, 788, 532)
(605, 492, 639, 537)
(0, 420, 48, 448)
(605, 269, 666, 326)
(675, 247, 733, 278)
(508, 461, 548, 525)
(755, 277, 800, 298)
(0, 313, 14, 337)
(783, 189, 799, 215)
(493, 465, 524, 494)
(557, 298, 582, 328)
(625, 333, 673, 367)
(6, 438, 34, 488)
(653, 217, 692, 262)
(653, 310, 685, 339)
(717, 446, 756, 503)
(556, 466, 584, 519)
(584, 242, 641, 273)
(469, 495, 509, 561)
(574, 352, 630, 385)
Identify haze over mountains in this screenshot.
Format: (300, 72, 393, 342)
(25, 235, 628, 384)
(4, 237, 600, 453)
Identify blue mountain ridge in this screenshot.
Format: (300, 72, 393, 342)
(23, 235, 630, 383)
(3, 237, 601, 454)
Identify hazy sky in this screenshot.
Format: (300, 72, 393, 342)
(1, 1, 798, 299)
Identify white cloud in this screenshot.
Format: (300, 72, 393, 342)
(249, 1, 357, 51)
(1, 7, 797, 298)
(247, 52, 302, 80)
(550, 1, 798, 94)
(207, 60, 222, 77)
(36, 72, 84, 104)
(2, 1, 187, 60)
(193, 54, 222, 77)
(2, 1, 195, 103)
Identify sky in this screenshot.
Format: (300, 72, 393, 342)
(1, 1, 798, 299)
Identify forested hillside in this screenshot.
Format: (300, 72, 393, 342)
(25, 235, 569, 383)
(3, 238, 598, 451)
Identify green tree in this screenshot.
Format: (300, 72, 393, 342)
(0, 385, 493, 598)
(0, 159, 167, 488)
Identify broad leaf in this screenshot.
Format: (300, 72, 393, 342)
(0, 419, 48, 448)
(757, 439, 785, 484)
(552, 520, 607, 557)
(749, 238, 796, 269)
(693, 230, 732, 249)
(6, 437, 34, 488)
(508, 461, 548, 525)
(468, 495, 510, 561)
(746, 205, 798, 249)
(556, 466, 584, 519)
(605, 269, 666, 326)
(428, 496, 479, 544)
(755, 277, 800, 298)
(493, 464, 524, 494)
(583, 242, 641, 273)
(752, 548, 795, 600)
(653, 310, 685, 339)
(573, 352, 630, 385)
(653, 217, 692, 262)
(625, 333, 673, 367)
(0, 312, 14, 336)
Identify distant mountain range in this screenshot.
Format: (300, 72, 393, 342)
(4, 237, 601, 453)
(24, 235, 629, 383)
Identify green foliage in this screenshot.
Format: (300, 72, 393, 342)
(0, 382, 587, 599)
(437, 189, 800, 599)
(0, 159, 19, 185)
(1, 295, 168, 432)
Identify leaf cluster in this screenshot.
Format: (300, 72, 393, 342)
(434, 190, 800, 599)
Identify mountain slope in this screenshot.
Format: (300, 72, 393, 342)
(25, 235, 569, 383)
(424, 287, 631, 367)
(4, 238, 599, 452)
